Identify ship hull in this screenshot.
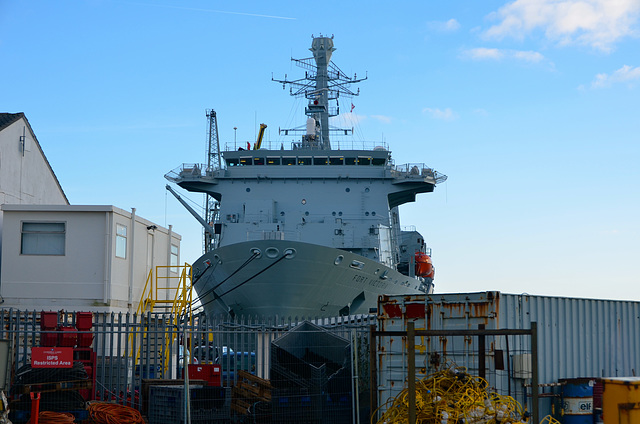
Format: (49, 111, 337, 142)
(191, 240, 431, 318)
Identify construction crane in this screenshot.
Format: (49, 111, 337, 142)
(204, 109, 221, 253)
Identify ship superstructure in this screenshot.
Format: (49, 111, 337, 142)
(166, 36, 446, 317)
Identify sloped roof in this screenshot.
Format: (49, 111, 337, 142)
(0, 112, 69, 204)
(0, 112, 25, 131)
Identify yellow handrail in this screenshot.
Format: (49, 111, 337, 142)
(129, 263, 193, 374)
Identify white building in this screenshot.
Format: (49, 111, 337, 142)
(1, 113, 183, 313)
(1, 205, 181, 313)
(0, 113, 69, 273)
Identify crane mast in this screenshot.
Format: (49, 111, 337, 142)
(204, 109, 221, 253)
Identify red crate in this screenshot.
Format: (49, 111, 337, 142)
(40, 332, 57, 347)
(188, 364, 222, 387)
(77, 333, 93, 347)
(57, 325, 77, 347)
(40, 311, 58, 330)
(76, 312, 93, 331)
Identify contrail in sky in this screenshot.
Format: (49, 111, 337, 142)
(122, 2, 297, 20)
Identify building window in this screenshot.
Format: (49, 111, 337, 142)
(21, 222, 66, 255)
(170, 244, 179, 273)
(116, 224, 127, 259)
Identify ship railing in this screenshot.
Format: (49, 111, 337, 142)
(393, 163, 448, 184)
(223, 139, 389, 152)
(164, 163, 217, 182)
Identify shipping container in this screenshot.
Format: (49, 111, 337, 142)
(600, 377, 640, 423)
(375, 291, 640, 420)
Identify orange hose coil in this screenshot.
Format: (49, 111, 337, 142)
(27, 411, 75, 424)
(88, 402, 145, 424)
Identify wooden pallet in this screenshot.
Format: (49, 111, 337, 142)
(231, 370, 271, 416)
(14, 379, 92, 394)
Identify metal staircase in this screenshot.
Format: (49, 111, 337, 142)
(129, 264, 193, 376)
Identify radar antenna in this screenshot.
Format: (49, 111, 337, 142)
(273, 36, 367, 149)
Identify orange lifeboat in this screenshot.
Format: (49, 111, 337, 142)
(415, 252, 435, 280)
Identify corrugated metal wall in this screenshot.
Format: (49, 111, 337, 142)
(497, 292, 640, 381)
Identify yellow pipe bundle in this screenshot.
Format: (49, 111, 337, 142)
(375, 362, 529, 424)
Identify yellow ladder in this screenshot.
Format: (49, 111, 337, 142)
(130, 264, 193, 375)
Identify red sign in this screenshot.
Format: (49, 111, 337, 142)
(31, 347, 73, 368)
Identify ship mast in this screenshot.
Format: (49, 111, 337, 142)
(273, 35, 367, 149)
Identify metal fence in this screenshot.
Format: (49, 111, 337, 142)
(371, 322, 539, 424)
(0, 309, 375, 423)
(1, 309, 539, 424)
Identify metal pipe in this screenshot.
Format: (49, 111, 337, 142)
(166, 224, 173, 301)
(351, 328, 360, 424)
(103, 213, 111, 304)
(407, 321, 416, 424)
(531, 322, 539, 424)
(128, 208, 136, 310)
(478, 323, 486, 380)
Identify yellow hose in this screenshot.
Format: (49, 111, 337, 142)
(374, 361, 539, 424)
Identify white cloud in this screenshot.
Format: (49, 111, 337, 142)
(473, 108, 490, 117)
(465, 47, 505, 60)
(512, 50, 545, 63)
(462, 48, 546, 63)
(591, 64, 640, 88)
(427, 18, 461, 32)
(371, 115, 393, 123)
(484, 0, 640, 52)
(423, 107, 458, 121)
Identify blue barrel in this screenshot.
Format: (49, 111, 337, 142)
(561, 378, 595, 424)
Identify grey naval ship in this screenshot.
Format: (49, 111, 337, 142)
(166, 35, 447, 318)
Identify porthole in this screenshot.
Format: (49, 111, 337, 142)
(365, 212, 370, 216)
(365, 188, 370, 193)
(265, 247, 279, 258)
(305, 211, 309, 216)
(284, 248, 296, 259)
(334, 255, 344, 265)
(332, 211, 336, 216)
(301, 199, 307, 205)
(338, 212, 343, 216)
(372, 211, 376, 216)
(250, 248, 262, 258)
(246, 187, 251, 192)
(345, 188, 350, 192)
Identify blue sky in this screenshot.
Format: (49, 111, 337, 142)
(2, 0, 639, 300)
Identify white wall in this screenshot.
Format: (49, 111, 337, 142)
(0, 114, 68, 279)
(0, 115, 67, 205)
(0, 205, 181, 313)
